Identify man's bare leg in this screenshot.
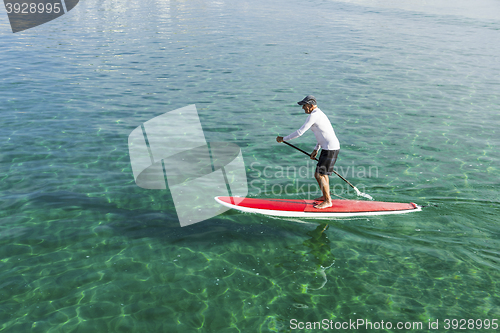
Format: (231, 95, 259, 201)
(314, 172, 332, 209)
(314, 172, 324, 201)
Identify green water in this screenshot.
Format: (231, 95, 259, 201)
(1, 0, 500, 332)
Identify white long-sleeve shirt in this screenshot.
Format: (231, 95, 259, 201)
(283, 108, 340, 151)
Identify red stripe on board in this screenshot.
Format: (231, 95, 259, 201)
(217, 197, 416, 213)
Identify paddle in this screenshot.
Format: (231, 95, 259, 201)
(281, 141, 373, 200)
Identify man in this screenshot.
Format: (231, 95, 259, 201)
(276, 95, 340, 209)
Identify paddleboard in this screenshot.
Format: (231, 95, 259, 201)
(215, 196, 421, 218)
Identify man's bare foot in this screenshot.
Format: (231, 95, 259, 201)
(314, 196, 325, 201)
(314, 201, 333, 209)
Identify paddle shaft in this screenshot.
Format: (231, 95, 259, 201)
(283, 141, 318, 161)
(281, 140, 359, 192)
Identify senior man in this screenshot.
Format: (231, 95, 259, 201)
(276, 95, 340, 209)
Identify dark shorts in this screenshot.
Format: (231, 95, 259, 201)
(315, 149, 339, 175)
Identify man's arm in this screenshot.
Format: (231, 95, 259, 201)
(283, 113, 316, 142)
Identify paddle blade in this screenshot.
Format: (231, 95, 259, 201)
(355, 188, 374, 200)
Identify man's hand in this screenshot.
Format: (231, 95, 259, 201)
(276, 136, 284, 143)
(310, 150, 318, 159)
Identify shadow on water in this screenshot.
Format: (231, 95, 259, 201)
(6, 187, 316, 244)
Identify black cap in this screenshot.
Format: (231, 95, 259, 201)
(297, 95, 317, 105)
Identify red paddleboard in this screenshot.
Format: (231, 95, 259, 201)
(215, 196, 421, 218)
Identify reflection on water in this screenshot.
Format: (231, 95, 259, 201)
(303, 223, 335, 271)
(331, 0, 500, 21)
